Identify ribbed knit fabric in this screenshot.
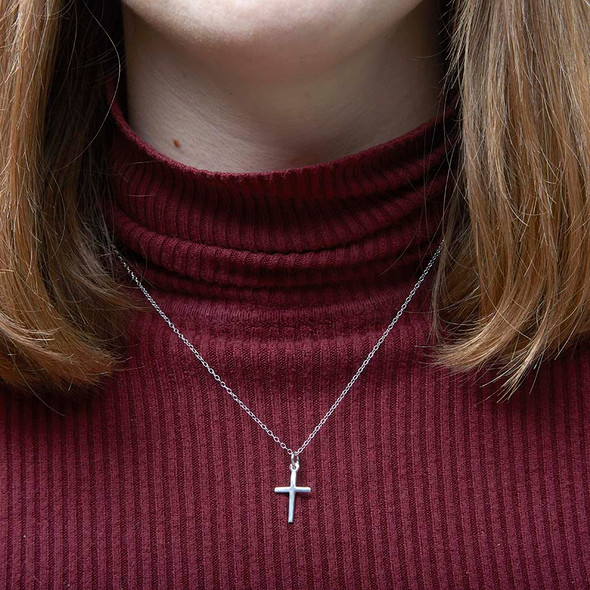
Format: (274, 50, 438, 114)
(1, 73, 590, 590)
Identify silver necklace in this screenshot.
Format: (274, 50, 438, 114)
(112, 238, 444, 523)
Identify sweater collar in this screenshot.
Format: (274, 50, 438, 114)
(102, 75, 459, 307)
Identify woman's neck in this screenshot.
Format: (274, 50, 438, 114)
(120, 0, 446, 173)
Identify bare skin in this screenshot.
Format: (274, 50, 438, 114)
(120, 0, 446, 173)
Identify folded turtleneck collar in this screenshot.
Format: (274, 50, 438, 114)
(102, 74, 459, 308)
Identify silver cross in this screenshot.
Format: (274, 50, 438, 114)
(274, 455, 311, 523)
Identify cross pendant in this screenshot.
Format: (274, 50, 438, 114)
(274, 455, 311, 523)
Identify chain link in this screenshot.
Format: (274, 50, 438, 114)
(112, 238, 444, 460)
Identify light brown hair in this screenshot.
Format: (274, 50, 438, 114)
(1, 0, 589, 401)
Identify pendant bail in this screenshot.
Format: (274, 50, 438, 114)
(290, 451, 299, 470)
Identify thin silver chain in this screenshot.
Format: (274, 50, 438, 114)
(112, 238, 444, 464)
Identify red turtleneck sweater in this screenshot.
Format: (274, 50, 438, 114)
(1, 74, 589, 590)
